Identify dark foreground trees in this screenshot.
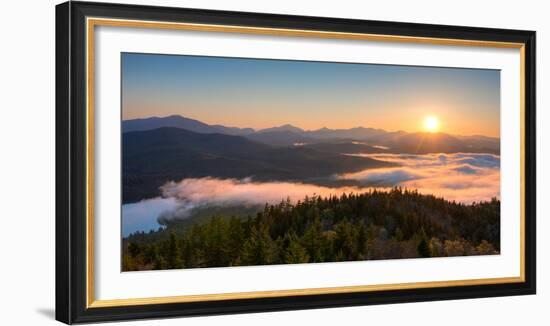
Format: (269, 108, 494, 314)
(123, 188, 500, 271)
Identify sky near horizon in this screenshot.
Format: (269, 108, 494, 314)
(122, 52, 500, 137)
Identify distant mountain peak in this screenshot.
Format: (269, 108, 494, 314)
(258, 124, 304, 134)
(122, 115, 254, 136)
(121, 115, 499, 154)
(165, 114, 191, 120)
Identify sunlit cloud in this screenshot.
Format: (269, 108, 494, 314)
(122, 153, 500, 235)
(122, 178, 384, 235)
(338, 153, 500, 203)
(372, 145, 390, 150)
(160, 177, 369, 209)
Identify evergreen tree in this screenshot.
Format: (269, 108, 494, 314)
(153, 252, 166, 270)
(356, 220, 368, 259)
(128, 242, 140, 258)
(240, 223, 278, 265)
(122, 190, 501, 270)
(227, 217, 245, 264)
(166, 232, 183, 269)
(284, 232, 309, 264)
(334, 218, 355, 260)
(417, 238, 430, 258)
(301, 217, 325, 262)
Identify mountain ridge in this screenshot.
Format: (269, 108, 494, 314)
(122, 127, 393, 204)
(123, 114, 499, 140)
(122, 115, 499, 154)
(122, 114, 254, 136)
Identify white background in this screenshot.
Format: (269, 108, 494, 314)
(0, 0, 547, 325)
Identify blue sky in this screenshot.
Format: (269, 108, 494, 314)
(122, 52, 500, 137)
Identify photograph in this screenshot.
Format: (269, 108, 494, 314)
(121, 53, 501, 271)
(51, 1, 537, 323)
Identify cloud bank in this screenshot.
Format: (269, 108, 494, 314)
(122, 197, 179, 236)
(338, 153, 500, 203)
(160, 177, 365, 211)
(123, 179, 373, 236)
(122, 153, 500, 236)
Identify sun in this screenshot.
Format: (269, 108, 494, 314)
(424, 116, 440, 133)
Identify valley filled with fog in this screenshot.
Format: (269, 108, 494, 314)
(122, 115, 499, 237)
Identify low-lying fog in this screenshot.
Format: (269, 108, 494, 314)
(122, 152, 500, 236)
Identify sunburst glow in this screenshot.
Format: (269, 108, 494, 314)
(424, 116, 440, 132)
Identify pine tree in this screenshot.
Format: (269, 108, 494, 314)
(123, 190, 501, 270)
(240, 223, 278, 265)
(417, 238, 430, 258)
(128, 242, 141, 258)
(414, 226, 430, 258)
(334, 218, 355, 260)
(153, 255, 166, 270)
(227, 217, 245, 264)
(356, 220, 368, 259)
(202, 216, 231, 267)
(301, 217, 324, 262)
(284, 232, 309, 264)
(167, 232, 183, 269)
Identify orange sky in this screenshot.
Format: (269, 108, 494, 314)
(123, 53, 501, 137)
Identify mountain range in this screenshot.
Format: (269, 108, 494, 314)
(122, 115, 255, 136)
(122, 115, 500, 203)
(123, 127, 392, 203)
(122, 115, 500, 154)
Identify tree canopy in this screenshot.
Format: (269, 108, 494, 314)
(123, 188, 500, 271)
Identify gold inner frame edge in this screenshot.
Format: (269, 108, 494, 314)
(85, 17, 527, 308)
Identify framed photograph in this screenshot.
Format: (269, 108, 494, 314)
(56, 1, 536, 324)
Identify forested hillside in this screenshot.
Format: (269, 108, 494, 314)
(123, 188, 500, 271)
(122, 127, 392, 203)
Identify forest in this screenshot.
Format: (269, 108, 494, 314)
(122, 188, 500, 271)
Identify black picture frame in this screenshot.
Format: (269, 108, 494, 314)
(56, 1, 536, 324)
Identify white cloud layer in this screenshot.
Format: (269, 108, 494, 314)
(338, 153, 500, 203)
(122, 153, 500, 235)
(160, 177, 365, 207)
